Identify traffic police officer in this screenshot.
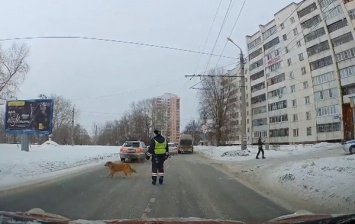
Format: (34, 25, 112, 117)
(146, 129, 169, 185)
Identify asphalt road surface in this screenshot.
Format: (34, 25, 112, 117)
(0, 153, 289, 222)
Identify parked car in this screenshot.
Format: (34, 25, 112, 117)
(343, 139, 355, 154)
(168, 143, 178, 155)
(120, 141, 147, 162)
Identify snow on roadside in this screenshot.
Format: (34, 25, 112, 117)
(263, 155, 355, 212)
(195, 142, 340, 161)
(0, 144, 120, 191)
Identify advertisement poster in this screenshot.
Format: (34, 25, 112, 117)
(4, 99, 54, 135)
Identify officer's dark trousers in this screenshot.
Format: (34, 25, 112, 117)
(151, 154, 165, 182)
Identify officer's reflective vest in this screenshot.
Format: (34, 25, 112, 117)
(154, 139, 167, 154)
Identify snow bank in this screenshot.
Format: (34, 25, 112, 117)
(264, 155, 355, 213)
(195, 143, 340, 161)
(41, 140, 59, 146)
(0, 144, 120, 191)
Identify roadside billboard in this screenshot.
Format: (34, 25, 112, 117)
(4, 99, 54, 135)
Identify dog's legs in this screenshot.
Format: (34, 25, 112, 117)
(106, 172, 111, 178)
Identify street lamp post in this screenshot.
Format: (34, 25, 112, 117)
(227, 37, 247, 150)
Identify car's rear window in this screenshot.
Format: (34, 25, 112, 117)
(124, 142, 140, 147)
(168, 143, 175, 147)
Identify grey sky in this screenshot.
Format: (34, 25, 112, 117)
(0, 0, 294, 133)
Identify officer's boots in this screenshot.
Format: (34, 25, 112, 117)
(152, 176, 157, 185)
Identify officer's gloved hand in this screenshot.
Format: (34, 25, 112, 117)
(146, 152, 152, 160)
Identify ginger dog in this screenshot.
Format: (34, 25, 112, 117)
(104, 161, 137, 178)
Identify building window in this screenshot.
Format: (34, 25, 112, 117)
(254, 131, 268, 138)
(306, 112, 311, 120)
(303, 81, 309, 89)
(287, 58, 292, 66)
(306, 41, 330, 56)
(305, 96, 310, 104)
(342, 84, 355, 95)
(291, 17, 295, 23)
(292, 99, 297, 107)
(310, 55, 333, 71)
(296, 41, 301, 47)
(281, 23, 284, 29)
(247, 119, 249, 124)
(344, 0, 354, 4)
(301, 66, 307, 75)
(324, 5, 343, 20)
(265, 48, 280, 60)
(298, 53, 304, 61)
(252, 118, 267, 127)
(313, 71, 335, 85)
(285, 46, 289, 53)
(298, 2, 317, 18)
(301, 15, 322, 29)
(315, 88, 338, 101)
(248, 36, 262, 50)
(317, 122, 341, 133)
(268, 87, 286, 98)
(349, 9, 355, 20)
(251, 81, 266, 92)
(249, 58, 264, 71)
(264, 37, 280, 51)
(293, 28, 298, 36)
(290, 71, 294, 79)
(339, 65, 355, 79)
(267, 73, 285, 86)
(265, 61, 282, 73)
(331, 32, 354, 47)
(293, 128, 299, 137)
(304, 27, 326, 43)
(250, 70, 264, 81)
(269, 114, 288, 123)
(316, 105, 340, 116)
(263, 25, 277, 40)
(293, 114, 298, 122)
(283, 34, 287, 41)
(319, 0, 337, 8)
(291, 85, 296, 93)
(249, 48, 263, 60)
(252, 105, 267, 115)
(268, 100, 287, 111)
(251, 93, 266, 104)
(270, 128, 289, 137)
(335, 47, 355, 62)
(327, 18, 348, 33)
(307, 127, 312, 136)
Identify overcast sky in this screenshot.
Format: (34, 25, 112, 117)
(0, 0, 295, 134)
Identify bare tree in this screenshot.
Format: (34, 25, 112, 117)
(0, 43, 30, 99)
(198, 69, 236, 146)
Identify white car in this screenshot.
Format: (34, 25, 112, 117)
(343, 140, 355, 154)
(168, 143, 178, 155)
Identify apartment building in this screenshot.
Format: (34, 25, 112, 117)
(152, 93, 180, 143)
(215, 65, 254, 145)
(245, 0, 355, 144)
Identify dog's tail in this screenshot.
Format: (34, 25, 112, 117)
(130, 167, 137, 173)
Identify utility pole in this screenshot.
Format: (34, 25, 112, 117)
(240, 53, 247, 150)
(71, 105, 75, 146)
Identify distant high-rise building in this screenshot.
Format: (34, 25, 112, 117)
(152, 93, 180, 142)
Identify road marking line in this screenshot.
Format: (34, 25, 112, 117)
(141, 197, 155, 219)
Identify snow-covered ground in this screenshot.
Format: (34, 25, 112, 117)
(195, 142, 338, 161)
(195, 143, 355, 213)
(0, 143, 120, 191)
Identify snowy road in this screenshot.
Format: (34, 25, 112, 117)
(0, 153, 289, 222)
